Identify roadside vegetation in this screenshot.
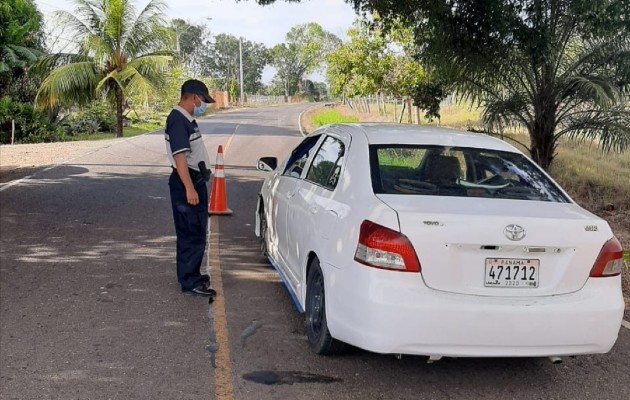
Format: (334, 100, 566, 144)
(312, 109, 359, 126)
(0, 0, 339, 145)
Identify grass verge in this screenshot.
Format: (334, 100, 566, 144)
(311, 109, 359, 127)
(66, 122, 162, 141)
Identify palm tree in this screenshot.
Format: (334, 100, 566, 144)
(479, 36, 630, 170)
(35, 0, 173, 137)
(419, 1, 630, 171)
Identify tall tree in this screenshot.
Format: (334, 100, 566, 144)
(35, 0, 173, 137)
(0, 0, 46, 100)
(346, 0, 630, 169)
(170, 18, 208, 75)
(201, 33, 268, 95)
(327, 18, 439, 120)
(271, 23, 341, 96)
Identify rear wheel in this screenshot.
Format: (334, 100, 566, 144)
(306, 257, 345, 355)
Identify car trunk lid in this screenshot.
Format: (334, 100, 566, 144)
(376, 195, 611, 297)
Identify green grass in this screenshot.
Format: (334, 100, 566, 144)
(311, 109, 359, 127)
(66, 122, 162, 141)
(625, 250, 630, 263)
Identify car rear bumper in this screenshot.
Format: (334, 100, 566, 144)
(325, 263, 624, 357)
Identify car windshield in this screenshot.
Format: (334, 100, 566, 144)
(370, 145, 570, 202)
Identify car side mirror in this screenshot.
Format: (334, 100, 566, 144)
(257, 157, 278, 171)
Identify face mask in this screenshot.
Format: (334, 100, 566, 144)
(193, 96, 207, 117)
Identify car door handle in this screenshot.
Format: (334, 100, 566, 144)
(309, 205, 318, 214)
(327, 209, 339, 217)
(287, 190, 296, 198)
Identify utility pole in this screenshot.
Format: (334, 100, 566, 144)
(239, 37, 244, 105)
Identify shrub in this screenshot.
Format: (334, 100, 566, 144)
(0, 97, 65, 144)
(57, 100, 117, 137)
(76, 101, 116, 132)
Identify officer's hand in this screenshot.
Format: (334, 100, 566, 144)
(185, 187, 199, 206)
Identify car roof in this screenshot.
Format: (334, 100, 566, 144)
(328, 123, 520, 153)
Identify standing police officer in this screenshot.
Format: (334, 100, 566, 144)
(165, 79, 216, 297)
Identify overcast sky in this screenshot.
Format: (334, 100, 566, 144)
(34, 0, 359, 83)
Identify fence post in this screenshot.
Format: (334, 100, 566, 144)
(11, 119, 15, 144)
(398, 99, 406, 123)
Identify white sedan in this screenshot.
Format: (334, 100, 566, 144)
(255, 123, 624, 358)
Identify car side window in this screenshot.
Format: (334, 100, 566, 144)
(283, 135, 321, 178)
(305, 136, 345, 190)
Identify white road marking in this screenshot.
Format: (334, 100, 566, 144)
(224, 124, 239, 155)
(298, 108, 307, 136)
(622, 320, 630, 330)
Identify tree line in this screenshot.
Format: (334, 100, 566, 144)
(2, 0, 629, 170)
(0, 0, 340, 141)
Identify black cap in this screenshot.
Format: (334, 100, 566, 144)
(181, 79, 215, 103)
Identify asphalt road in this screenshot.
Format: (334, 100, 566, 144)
(1, 104, 628, 400)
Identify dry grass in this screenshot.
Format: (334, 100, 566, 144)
(307, 101, 630, 319)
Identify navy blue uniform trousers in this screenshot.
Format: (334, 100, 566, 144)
(169, 170, 208, 291)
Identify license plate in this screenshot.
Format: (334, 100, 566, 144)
(484, 258, 539, 288)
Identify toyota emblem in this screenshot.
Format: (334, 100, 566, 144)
(504, 224, 526, 241)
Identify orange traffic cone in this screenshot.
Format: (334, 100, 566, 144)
(208, 145, 233, 215)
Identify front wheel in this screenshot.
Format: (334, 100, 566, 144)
(305, 258, 345, 355)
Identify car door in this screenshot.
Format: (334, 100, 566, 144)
(286, 134, 348, 296)
(272, 134, 323, 289)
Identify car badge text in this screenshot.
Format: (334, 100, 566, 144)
(504, 224, 526, 241)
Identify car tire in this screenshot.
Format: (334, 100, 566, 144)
(306, 257, 345, 355)
(259, 204, 269, 259)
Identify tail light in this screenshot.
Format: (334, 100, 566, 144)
(590, 237, 624, 277)
(354, 220, 421, 272)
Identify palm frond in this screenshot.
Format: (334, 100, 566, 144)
(32, 53, 94, 75)
(560, 38, 630, 80)
(36, 61, 99, 109)
(122, 66, 159, 97)
(125, 1, 171, 57)
(124, 54, 171, 92)
(83, 33, 114, 67)
(555, 73, 622, 123)
(53, 9, 93, 41)
(557, 104, 630, 152)
(7, 45, 44, 64)
(483, 93, 533, 133)
(96, 69, 124, 93)
(127, 54, 171, 77)
(71, 0, 106, 33)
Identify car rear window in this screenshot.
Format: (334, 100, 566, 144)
(370, 145, 570, 202)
